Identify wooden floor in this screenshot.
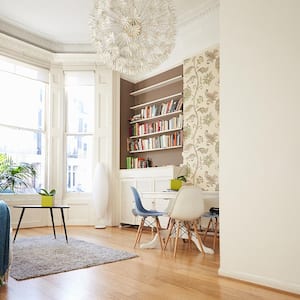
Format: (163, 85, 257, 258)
(1, 226, 299, 300)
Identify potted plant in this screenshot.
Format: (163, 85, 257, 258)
(38, 188, 56, 207)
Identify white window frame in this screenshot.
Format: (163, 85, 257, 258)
(0, 55, 49, 196)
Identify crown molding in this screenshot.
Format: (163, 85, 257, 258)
(177, 0, 219, 27)
(0, 33, 52, 68)
(0, 33, 105, 70)
(0, 19, 95, 53)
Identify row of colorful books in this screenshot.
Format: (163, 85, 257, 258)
(126, 157, 152, 169)
(131, 97, 183, 122)
(127, 131, 183, 152)
(129, 115, 183, 137)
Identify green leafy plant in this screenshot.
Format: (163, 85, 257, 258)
(38, 188, 56, 196)
(176, 175, 187, 182)
(0, 154, 36, 193)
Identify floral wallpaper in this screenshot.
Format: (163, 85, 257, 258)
(182, 46, 219, 191)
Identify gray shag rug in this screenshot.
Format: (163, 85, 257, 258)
(10, 235, 138, 280)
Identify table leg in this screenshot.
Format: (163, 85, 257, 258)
(155, 217, 163, 249)
(13, 208, 26, 242)
(203, 218, 213, 242)
(49, 208, 56, 239)
(60, 208, 68, 243)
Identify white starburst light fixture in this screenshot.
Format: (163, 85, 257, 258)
(89, 0, 176, 75)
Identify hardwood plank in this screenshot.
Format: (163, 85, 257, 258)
(1, 226, 298, 300)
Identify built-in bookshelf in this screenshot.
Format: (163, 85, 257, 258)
(128, 75, 183, 155)
(120, 65, 183, 169)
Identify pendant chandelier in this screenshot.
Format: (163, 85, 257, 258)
(89, 0, 176, 75)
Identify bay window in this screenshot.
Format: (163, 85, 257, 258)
(0, 58, 96, 196)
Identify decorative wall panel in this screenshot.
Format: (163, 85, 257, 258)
(183, 45, 219, 191)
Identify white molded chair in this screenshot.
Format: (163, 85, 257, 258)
(163, 187, 205, 257)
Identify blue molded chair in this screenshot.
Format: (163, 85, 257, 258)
(130, 186, 164, 248)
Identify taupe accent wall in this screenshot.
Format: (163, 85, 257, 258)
(183, 45, 219, 191)
(120, 66, 183, 168)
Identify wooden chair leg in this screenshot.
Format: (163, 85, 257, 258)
(155, 217, 163, 249)
(163, 218, 175, 251)
(174, 221, 181, 257)
(134, 217, 145, 248)
(185, 221, 192, 250)
(166, 217, 171, 230)
(137, 218, 146, 244)
(193, 221, 205, 255)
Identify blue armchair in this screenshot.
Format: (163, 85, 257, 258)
(0, 200, 11, 285)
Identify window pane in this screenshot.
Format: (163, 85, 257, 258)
(0, 57, 47, 195)
(0, 71, 45, 129)
(65, 71, 95, 194)
(66, 86, 94, 133)
(66, 135, 92, 192)
(0, 127, 45, 193)
(0, 55, 49, 82)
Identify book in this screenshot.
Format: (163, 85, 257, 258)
(176, 98, 183, 111)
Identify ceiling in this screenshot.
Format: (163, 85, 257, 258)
(0, 0, 219, 79)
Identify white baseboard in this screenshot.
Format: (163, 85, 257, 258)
(218, 268, 300, 295)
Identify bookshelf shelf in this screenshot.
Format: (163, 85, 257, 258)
(129, 75, 182, 96)
(130, 110, 182, 124)
(129, 127, 182, 139)
(130, 145, 182, 154)
(130, 92, 182, 110)
(127, 130, 183, 153)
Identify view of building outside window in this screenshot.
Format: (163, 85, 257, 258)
(0, 57, 47, 193)
(65, 71, 95, 193)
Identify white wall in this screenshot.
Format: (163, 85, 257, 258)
(219, 0, 300, 294)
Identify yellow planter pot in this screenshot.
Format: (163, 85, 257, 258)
(170, 179, 182, 191)
(41, 195, 54, 207)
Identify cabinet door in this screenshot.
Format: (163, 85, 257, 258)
(154, 177, 171, 192)
(120, 179, 137, 225)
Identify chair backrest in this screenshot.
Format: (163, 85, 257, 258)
(169, 186, 205, 221)
(0, 200, 10, 278)
(130, 186, 147, 214)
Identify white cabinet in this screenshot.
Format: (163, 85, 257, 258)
(119, 165, 182, 226)
(120, 178, 136, 225)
